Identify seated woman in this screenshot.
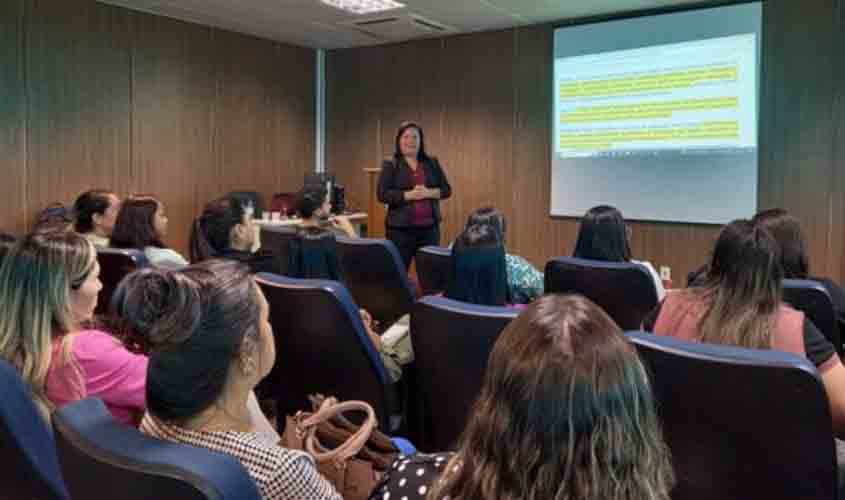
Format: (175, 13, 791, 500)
(73, 189, 121, 247)
(126, 259, 341, 500)
(444, 223, 515, 307)
(644, 220, 845, 436)
(372, 294, 674, 500)
(0, 231, 147, 425)
(286, 184, 355, 280)
(110, 195, 188, 268)
(289, 185, 407, 382)
(753, 208, 845, 326)
(464, 207, 543, 303)
(573, 205, 666, 300)
(189, 195, 277, 273)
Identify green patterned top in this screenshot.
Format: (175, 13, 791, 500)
(506, 254, 544, 304)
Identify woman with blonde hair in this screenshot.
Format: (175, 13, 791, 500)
(0, 231, 147, 424)
(373, 294, 674, 500)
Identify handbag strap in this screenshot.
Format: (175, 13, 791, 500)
(300, 400, 377, 465)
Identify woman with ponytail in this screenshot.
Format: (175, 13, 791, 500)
(123, 259, 340, 500)
(188, 195, 278, 273)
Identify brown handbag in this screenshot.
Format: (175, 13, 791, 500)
(281, 397, 396, 500)
(307, 394, 399, 469)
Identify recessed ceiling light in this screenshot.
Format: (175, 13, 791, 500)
(319, 0, 405, 15)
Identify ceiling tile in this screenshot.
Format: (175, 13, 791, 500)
(98, 0, 718, 49)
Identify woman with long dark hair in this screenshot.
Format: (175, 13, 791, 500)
(464, 207, 543, 303)
(372, 294, 674, 500)
(111, 195, 188, 268)
(752, 208, 845, 324)
(573, 205, 665, 299)
(645, 220, 845, 435)
(377, 121, 452, 269)
(444, 223, 512, 307)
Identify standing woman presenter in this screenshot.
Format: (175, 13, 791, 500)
(377, 121, 452, 269)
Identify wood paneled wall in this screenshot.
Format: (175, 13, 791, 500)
(0, 0, 315, 253)
(327, 0, 845, 284)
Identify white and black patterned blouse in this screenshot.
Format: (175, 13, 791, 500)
(140, 413, 341, 500)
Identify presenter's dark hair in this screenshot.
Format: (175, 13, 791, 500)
(393, 121, 431, 163)
(110, 195, 165, 249)
(465, 206, 507, 244)
(73, 189, 116, 234)
(573, 205, 632, 262)
(114, 260, 260, 422)
(295, 184, 328, 219)
(189, 196, 245, 262)
(752, 208, 809, 279)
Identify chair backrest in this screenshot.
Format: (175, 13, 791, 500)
(783, 278, 842, 356)
(270, 192, 297, 217)
(95, 248, 149, 315)
(335, 237, 416, 326)
(544, 257, 658, 329)
(53, 398, 260, 500)
(258, 226, 298, 276)
(627, 332, 836, 500)
(411, 296, 519, 451)
(415, 245, 452, 296)
(254, 273, 391, 429)
(227, 191, 264, 219)
(0, 360, 69, 500)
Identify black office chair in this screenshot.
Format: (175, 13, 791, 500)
(544, 257, 658, 329)
(628, 331, 837, 500)
(95, 248, 149, 315)
(0, 360, 70, 500)
(254, 273, 395, 431)
(258, 226, 298, 276)
(415, 245, 451, 296)
(783, 278, 843, 356)
(54, 398, 260, 500)
(411, 296, 519, 451)
(335, 237, 416, 327)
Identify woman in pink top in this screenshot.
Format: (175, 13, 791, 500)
(0, 231, 146, 424)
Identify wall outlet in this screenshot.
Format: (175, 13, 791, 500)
(659, 266, 672, 281)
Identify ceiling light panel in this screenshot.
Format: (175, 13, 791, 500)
(320, 0, 405, 15)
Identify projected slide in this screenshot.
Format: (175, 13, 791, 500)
(549, 2, 761, 224)
(554, 34, 757, 158)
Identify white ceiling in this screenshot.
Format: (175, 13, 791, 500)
(98, 0, 706, 49)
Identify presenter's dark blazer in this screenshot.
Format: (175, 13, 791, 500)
(377, 156, 452, 228)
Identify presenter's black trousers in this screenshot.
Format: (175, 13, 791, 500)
(386, 225, 440, 270)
